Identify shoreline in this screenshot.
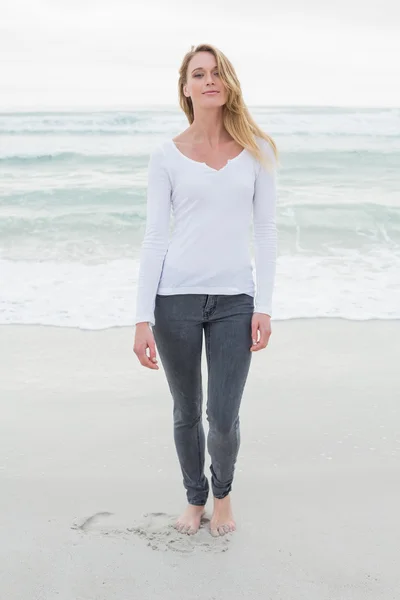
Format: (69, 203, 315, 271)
(1, 314, 400, 330)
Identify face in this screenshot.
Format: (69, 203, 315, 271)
(183, 51, 227, 108)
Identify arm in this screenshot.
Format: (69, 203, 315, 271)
(252, 141, 278, 317)
(134, 145, 172, 327)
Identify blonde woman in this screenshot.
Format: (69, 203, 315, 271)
(133, 43, 279, 537)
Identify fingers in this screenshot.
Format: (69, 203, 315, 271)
(251, 321, 258, 347)
(133, 342, 159, 369)
(139, 348, 159, 369)
(148, 340, 159, 367)
(250, 325, 271, 351)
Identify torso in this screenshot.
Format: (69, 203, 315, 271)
(172, 132, 244, 172)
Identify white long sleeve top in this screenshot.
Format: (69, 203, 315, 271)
(134, 136, 278, 327)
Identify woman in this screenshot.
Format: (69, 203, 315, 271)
(133, 43, 279, 538)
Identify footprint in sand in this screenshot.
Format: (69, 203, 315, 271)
(71, 511, 230, 554)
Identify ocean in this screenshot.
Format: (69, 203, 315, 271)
(0, 106, 399, 329)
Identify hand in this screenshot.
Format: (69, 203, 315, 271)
(133, 323, 159, 369)
(250, 313, 272, 351)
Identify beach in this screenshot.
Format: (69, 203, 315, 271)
(1, 103, 399, 598)
(1, 318, 399, 599)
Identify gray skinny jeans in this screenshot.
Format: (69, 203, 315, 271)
(152, 293, 254, 506)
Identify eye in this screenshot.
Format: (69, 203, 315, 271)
(194, 72, 219, 78)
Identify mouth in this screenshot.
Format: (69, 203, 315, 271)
(203, 91, 219, 95)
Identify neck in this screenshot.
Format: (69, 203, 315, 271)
(190, 107, 227, 146)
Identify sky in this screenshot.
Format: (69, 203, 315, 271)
(1, 0, 399, 109)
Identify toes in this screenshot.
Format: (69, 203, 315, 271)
(175, 521, 187, 533)
(210, 522, 235, 536)
(181, 525, 190, 534)
(174, 518, 202, 535)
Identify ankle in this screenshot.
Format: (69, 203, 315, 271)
(213, 494, 231, 504)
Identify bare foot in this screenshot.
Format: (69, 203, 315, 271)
(210, 495, 236, 537)
(174, 505, 205, 535)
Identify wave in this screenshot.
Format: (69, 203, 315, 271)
(277, 203, 400, 245)
(1, 129, 400, 138)
(1, 203, 399, 244)
(0, 129, 146, 135)
(0, 254, 399, 326)
(1, 148, 400, 166)
(0, 110, 179, 135)
(0, 151, 150, 165)
(279, 201, 400, 222)
(0, 107, 399, 137)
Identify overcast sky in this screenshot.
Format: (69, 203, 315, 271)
(1, 0, 399, 109)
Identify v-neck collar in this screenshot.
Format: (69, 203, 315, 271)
(169, 139, 247, 173)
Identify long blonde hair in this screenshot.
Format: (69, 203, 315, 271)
(178, 43, 280, 172)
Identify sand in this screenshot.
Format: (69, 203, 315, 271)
(0, 319, 399, 599)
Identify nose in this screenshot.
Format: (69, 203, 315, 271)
(205, 72, 215, 85)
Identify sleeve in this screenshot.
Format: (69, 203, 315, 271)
(134, 145, 172, 327)
(252, 139, 278, 317)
